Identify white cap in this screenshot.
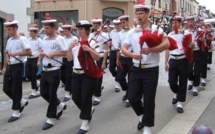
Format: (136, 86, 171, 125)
(109, 25, 115, 28)
(113, 18, 121, 24)
(29, 26, 38, 31)
(61, 23, 72, 28)
(76, 20, 92, 28)
(134, 4, 150, 11)
(186, 14, 195, 20)
(41, 17, 57, 23)
(91, 17, 102, 23)
(4, 20, 18, 26)
(118, 14, 130, 20)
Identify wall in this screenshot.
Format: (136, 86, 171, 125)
(0, 0, 32, 36)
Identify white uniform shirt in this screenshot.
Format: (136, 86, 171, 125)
(28, 38, 43, 57)
(6, 36, 31, 64)
(118, 29, 132, 56)
(72, 38, 100, 69)
(168, 32, 185, 55)
(89, 32, 109, 57)
(184, 29, 198, 50)
(124, 24, 165, 64)
(110, 29, 121, 50)
(42, 35, 68, 67)
(64, 36, 78, 47)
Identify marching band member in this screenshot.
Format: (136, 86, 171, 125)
(2, 20, 31, 122)
(67, 20, 101, 134)
(122, 3, 170, 134)
(200, 23, 212, 86)
(185, 14, 203, 96)
(27, 26, 42, 99)
(90, 17, 109, 106)
(38, 17, 68, 130)
(165, 15, 189, 113)
(117, 14, 132, 108)
(61, 23, 78, 102)
(207, 26, 214, 70)
(109, 18, 122, 92)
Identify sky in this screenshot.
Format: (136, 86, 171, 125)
(197, 0, 215, 13)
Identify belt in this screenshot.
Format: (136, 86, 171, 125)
(8, 61, 22, 65)
(170, 54, 186, 60)
(28, 55, 39, 59)
(133, 63, 158, 69)
(43, 66, 60, 72)
(73, 69, 84, 74)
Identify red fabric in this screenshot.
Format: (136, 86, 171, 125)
(167, 37, 178, 50)
(139, 30, 162, 47)
(205, 30, 213, 50)
(182, 34, 194, 63)
(78, 39, 103, 78)
(196, 30, 205, 52)
(139, 29, 178, 50)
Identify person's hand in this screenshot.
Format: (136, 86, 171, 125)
(1, 67, 6, 75)
(81, 45, 91, 52)
(39, 52, 45, 57)
(69, 40, 79, 50)
(132, 53, 142, 60)
(141, 48, 151, 55)
(165, 64, 169, 72)
(37, 61, 41, 67)
(101, 62, 106, 70)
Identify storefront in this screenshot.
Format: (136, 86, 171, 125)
(34, 0, 135, 27)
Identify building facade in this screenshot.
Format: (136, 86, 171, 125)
(0, 0, 34, 68)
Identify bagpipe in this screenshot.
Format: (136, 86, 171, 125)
(138, 10, 178, 51)
(78, 39, 103, 79)
(78, 20, 111, 79)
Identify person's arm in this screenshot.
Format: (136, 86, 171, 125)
(101, 42, 108, 70)
(67, 40, 78, 61)
(165, 49, 170, 72)
(122, 45, 142, 60)
(1, 54, 8, 75)
(82, 45, 100, 61)
(8, 49, 32, 57)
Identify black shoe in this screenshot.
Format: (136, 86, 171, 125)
(188, 85, 193, 90)
(29, 94, 40, 99)
(20, 101, 29, 113)
(137, 121, 144, 130)
(92, 100, 100, 106)
(77, 129, 88, 134)
(56, 104, 67, 119)
(201, 82, 206, 87)
(8, 116, 20, 122)
(193, 91, 198, 96)
(122, 95, 127, 101)
(177, 107, 184, 113)
(42, 123, 53, 130)
(125, 102, 131, 108)
(63, 97, 70, 102)
(89, 107, 95, 122)
(172, 98, 178, 105)
(115, 88, 120, 92)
